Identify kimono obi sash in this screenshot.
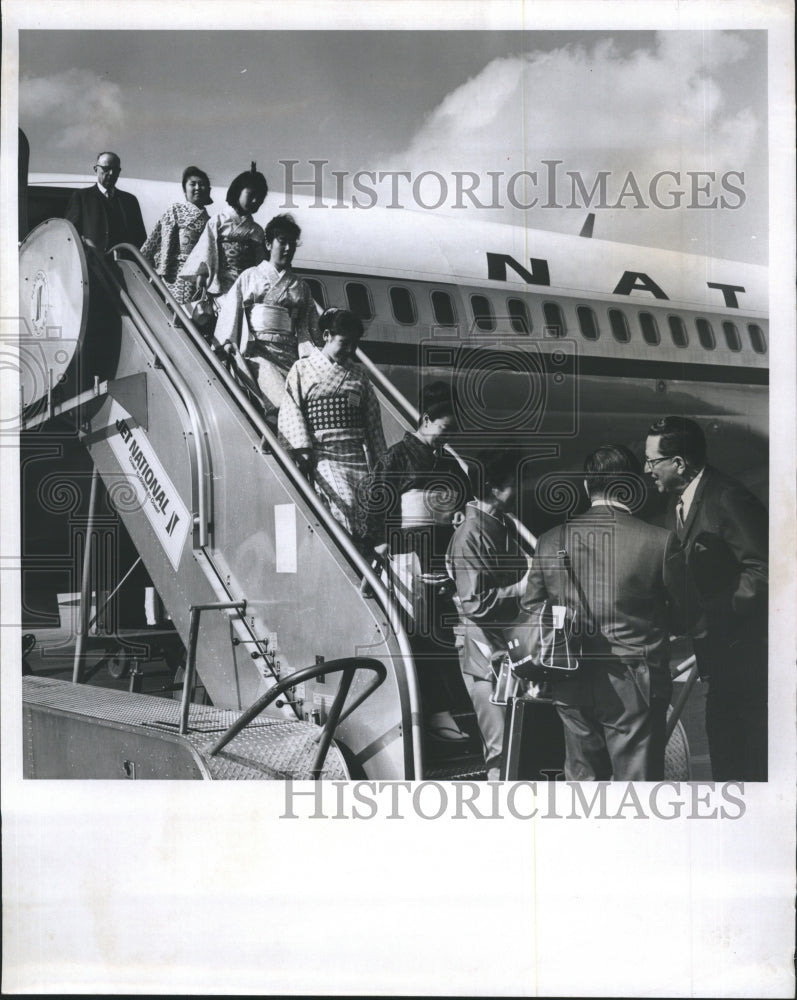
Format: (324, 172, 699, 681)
(401, 488, 458, 527)
(249, 303, 292, 338)
(219, 235, 259, 278)
(305, 394, 362, 433)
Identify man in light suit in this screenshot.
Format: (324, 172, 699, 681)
(645, 416, 768, 781)
(523, 445, 700, 781)
(64, 151, 146, 252)
(446, 452, 530, 780)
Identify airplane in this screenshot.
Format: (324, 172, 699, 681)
(25, 168, 768, 492)
(14, 159, 768, 781)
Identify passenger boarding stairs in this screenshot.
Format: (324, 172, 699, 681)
(19, 219, 434, 779)
(18, 220, 693, 781)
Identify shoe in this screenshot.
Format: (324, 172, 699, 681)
(426, 710, 471, 742)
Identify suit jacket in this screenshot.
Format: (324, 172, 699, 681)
(524, 505, 701, 671)
(64, 184, 146, 252)
(668, 466, 768, 644)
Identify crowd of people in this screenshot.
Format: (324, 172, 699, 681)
(64, 153, 769, 783)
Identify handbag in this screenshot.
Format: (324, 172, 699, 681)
(189, 288, 215, 330)
(509, 524, 594, 680)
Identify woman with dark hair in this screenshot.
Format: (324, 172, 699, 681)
(358, 381, 474, 741)
(179, 163, 267, 314)
(215, 213, 320, 409)
(141, 166, 212, 305)
(278, 308, 386, 537)
(446, 451, 530, 779)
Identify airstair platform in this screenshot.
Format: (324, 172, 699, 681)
(22, 675, 349, 780)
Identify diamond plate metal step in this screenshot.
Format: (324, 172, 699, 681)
(23, 676, 348, 780)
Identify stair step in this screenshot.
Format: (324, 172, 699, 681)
(424, 755, 487, 780)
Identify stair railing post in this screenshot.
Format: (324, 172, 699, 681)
(72, 465, 100, 684)
(179, 606, 201, 735)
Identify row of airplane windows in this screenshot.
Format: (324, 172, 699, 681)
(304, 276, 768, 356)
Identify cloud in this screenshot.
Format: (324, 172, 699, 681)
(20, 69, 125, 153)
(383, 31, 764, 259)
(404, 33, 756, 170)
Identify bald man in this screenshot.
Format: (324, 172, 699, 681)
(64, 151, 146, 252)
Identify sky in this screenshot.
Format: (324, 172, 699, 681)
(18, 29, 769, 263)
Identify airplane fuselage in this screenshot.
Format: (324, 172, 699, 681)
(26, 174, 769, 511)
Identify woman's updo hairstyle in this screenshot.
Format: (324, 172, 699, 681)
(182, 166, 212, 205)
(319, 307, 364, 342)
(419, 380, 457, 425)
(226, 161, 268, 208)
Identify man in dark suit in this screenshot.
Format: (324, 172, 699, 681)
(523, 445, 700, 781)
(64, 151, 146, 252)
(645, 416, 768, 781)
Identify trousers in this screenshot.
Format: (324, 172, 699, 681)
(457, 630, 507, 770)
(552, 659, 670, 781)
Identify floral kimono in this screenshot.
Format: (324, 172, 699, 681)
(215, 260, 321, 407)
(178, 207, 265, 312)
(141, 201, 209, 305)
(279, 346, 386, 536)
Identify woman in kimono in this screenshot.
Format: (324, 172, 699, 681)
(179, 164, 267, 316)
(358, 381, 474, 741)
(278, 308, 386, 540)
(215, 214, 320, 410)
(140, 166, 212, 305)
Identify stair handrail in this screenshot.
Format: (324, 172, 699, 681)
(88, 247, 214, 547)
(207, 656, 388, 779)
(109, 244, 424, 776)
(355, 344, 538, 553)
(110, 244, 410, 637)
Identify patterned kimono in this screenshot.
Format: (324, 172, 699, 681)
(141, 201, 209, 304)
(178, 208, 265, 313)
(215, 260, 321, 408)
(279, 347, 386, 536)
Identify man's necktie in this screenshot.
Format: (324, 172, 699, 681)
(676, 498, 685, 537)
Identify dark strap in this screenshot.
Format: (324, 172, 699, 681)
(557, 522, 595, 632)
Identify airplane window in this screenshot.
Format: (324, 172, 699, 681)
(639, 312, 660, 346)
(577, 306, 599, 341)
(608, 309, 631, 344)
(696, 318, 716, 350)
(747, 323, 767, 354)
(507, 298, 531, 334)
(722, 322, 742, 352)
(431, 290, 457, 326)
(667, 315, 689, 348)
(345, 282, 374, 321)
(304, 278, 327, 311)
(542, 301, 565, 337)
(389, 286, 417, 325)
(470, 294, 496, 332)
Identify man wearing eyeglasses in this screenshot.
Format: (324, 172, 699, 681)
(645, 416, 768, 781)
(64, 151, 146, 253)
